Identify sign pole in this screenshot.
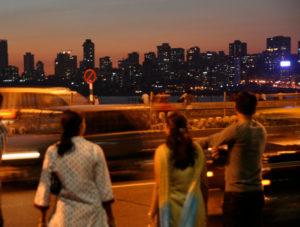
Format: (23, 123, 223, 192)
(89, 82, 94, 104)
(83, 69, 97, 105)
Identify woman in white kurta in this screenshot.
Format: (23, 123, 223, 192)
(34, 110, 115, 227)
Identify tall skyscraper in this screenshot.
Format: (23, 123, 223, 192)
(266, 36, 291, 57)
(36, 61, 45, 80)
(229, 41, 246, 85)
(0, 40, 8, 73)
(170, 48, 185, 64)
(298, 41, 300, 59)
(157, 43, 171, 71)
(99, 56, 112, 72)
(187, 47, 201, 70)
(187, 47, 200, 62)
(296, 41, 300, 74)
(55, 51, 77, 79)
(229, 40, 247, 57)
(127, 52, 139, 66)
(24, 52, 34, 73)
(83, 39, 95, 69)
(143, 52, 156, 79)
(144, 52, 156, 63)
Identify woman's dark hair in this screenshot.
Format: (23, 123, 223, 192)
(166, 113, 197, 169)
(57, 110, 83, 156)
(235, 91, 257, 116)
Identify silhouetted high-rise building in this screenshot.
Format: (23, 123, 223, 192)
(99, 56, 112, 72)
(0, 40, 8, 73)
(2, 66, 19, 82)
(36, 61, 45, 80)
(157, 43, 171, 62)
(229, 40, 247, 57)
(296, 41, 300, 74)
(267, 36, 291, 57)
(171, 48, 185, 63)
(187, 47, 200, 70)
(24, 52, 34, 73)
(298, 41, 300, 59)
(127, 52, 139, 66)
(157, 43, 171, 71)
(55, 51, 77, 79)
(36, 61, 44, 74)
(144, 52, 156, 63)
(143, 52, 157, 81)
(83, 39, 95, 69)
(187, 47, 200, 61)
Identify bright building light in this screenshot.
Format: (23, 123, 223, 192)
(280, 60, 291, 67)
(207, 171, 214, 177)
(262, 179, 271, 186)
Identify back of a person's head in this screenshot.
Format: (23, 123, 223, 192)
(235, 91, 257, 116)
(166, 113, 196, 169)
(61, 110, 82, 136)
(58, 110, 83, 156)
(167, 112, 187, 135)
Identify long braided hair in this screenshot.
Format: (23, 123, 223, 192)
(57, 110, 83, 156)
(166, 113, 197, 169)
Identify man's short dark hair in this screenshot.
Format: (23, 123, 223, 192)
(235, 91, 257, 115)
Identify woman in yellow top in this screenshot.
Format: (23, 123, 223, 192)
(148, 113, 208, 227)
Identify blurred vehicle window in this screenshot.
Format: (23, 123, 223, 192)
(84, 109, 150, 135)
(37, 94, 67, 108)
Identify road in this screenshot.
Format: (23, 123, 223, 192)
(2, 178, 300, 227)
(1, 180, 223, 227)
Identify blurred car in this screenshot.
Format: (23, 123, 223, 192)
(1, 99, 154, 181)
(0, 87, 88, 135)
(1, 89, 300, 188)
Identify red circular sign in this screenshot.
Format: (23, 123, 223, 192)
(84, 69, 97, 84)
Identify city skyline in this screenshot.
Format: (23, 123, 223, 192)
(1, 0, 300, 75)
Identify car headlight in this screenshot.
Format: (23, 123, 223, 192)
(2, 151, 40, 160)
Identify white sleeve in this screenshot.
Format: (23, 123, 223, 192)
(34, 146, 54, 207)
(94, 145, 114, 202)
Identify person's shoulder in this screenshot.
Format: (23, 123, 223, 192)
(47, 143, 58, 152)
(155, 143, 170, 156)
(156, 143, 167, 152)
(225, 122, 238, 131)
(253, 121, 267, 134)
(45, 143, 59, 158)
(193, 141, 202, 151)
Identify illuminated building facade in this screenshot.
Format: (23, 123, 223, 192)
(157, 43, 171, 72)
(229, 40, 247, 57)
(36, 61, 45, 81)
(82, 39, 95, 69)
(229, 40, 247, 85)
(99, 56, 112, 72)
(55, 51, 77, 80)
(267, 36, 291, 57)
(264, 36, 291, 80)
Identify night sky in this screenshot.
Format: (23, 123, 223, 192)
(1, 0, 299, 74)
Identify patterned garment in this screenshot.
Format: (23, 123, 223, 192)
(0, 122, 8, 158)
(34, 136, 114, 227)
(0, 122, 8, 210)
